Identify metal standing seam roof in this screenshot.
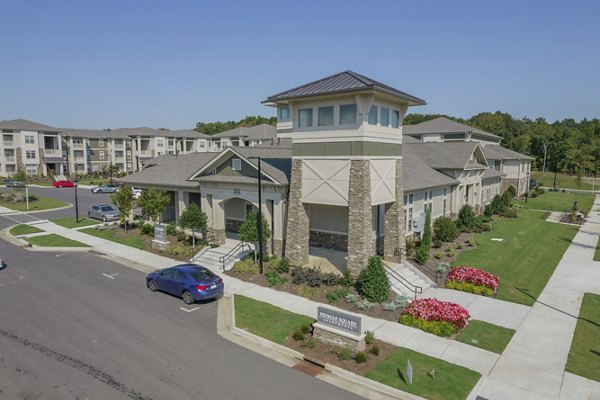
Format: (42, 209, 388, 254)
(482, 144, 535, 161)
(403, 117, 502, 141)
(263, 70, 426, 105)
(0, 119, 61, 132)
(210, 124, 277, 140)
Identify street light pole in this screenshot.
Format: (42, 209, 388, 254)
(257, 156, 263, 275)
(109, 154, 113, 185)
(75, 184, 79, 223)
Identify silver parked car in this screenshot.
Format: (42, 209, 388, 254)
(87, 204, 120, 222)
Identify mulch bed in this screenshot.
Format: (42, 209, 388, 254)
(285, 335, 396, 376)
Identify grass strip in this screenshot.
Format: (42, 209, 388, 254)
(25, 234, 89, 247)
(365, 347, 481, 400)
(9, 224, 44, 235)
(234, 294, 314, 345)
(0, 194, 68, 212)
(566, 293, 600, 381)
(81, 227, 145, 250)
(456, 320, 515, 354)
(51, 216, 99, 229)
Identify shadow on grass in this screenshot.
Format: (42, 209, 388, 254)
(515, 287, 600, 328)
(396, 368, 407, 384)
(591, 349, 600, 358)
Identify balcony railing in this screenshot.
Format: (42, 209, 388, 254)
(4, 156, 15, 162)
(3, 141, 14, 147)
(43, 148, 61, 156)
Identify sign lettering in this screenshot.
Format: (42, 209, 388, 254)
(317, 306, 361, 335)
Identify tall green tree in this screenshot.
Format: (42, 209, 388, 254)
(178, 203, 207, 248)
(111, 187, 134, 230)
(137, 189, 171, 223)
(239, 210, 271, 264)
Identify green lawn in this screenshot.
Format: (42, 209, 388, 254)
(365, 347, 481, 400)
(0, 195, 68, 212)
(9, 224, 44, 235)
(51, 216, 99, 229)
(456, 320, 515, 354)
(566, 293, 600, 381)
(514, 191, 594, 215)
(453, 209, 579, 306)
(595, 237, 600, 261)
(531, 171, 596, 191)
(81, 227, 146, 249)
(25, 234, 89, 247)
(234, 295, 314, 344)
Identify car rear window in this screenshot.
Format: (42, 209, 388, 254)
(190, 269, 215, 281)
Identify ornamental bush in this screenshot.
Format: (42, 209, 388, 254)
(433, 216, 458, 242)
(446, 266, 499, 291)
(357, 256, 391, 303)
(400, 298, 470, 330)
(457, 204, 477, 231)
(399, 314, 458, 337)
(446, 280, 493, 296)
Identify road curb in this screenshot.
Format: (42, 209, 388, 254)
(217, 294, 423, 400)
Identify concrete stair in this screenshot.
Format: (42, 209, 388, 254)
(384, 261, 434, 299)
(191, 239, 254, 272)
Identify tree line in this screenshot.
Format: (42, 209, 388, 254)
(195, 111, 600, 175)
(405, 112, 600, 175)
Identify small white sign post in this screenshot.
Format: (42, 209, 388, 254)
(407, 359, 413, 384)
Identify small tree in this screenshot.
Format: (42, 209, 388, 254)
(357, 256, 390, 303)
(457, 204, 476, 231)
(416, 208, 432, 264)
(433, 216, 458, 242)
(501, 190, 513, 209)
(111, 187, 134, 231)
(506, 185, 516, 198)
(239, 210, 271, 264)
(13, 162, 27, 182)
(490, 194, 506, 215)
(137, 189, 171, 222)
(178, 203, 207, 248)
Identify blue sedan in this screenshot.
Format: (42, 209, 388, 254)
(146, 264, 224, 304)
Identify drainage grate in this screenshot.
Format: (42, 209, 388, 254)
(292, 360, 323, 377)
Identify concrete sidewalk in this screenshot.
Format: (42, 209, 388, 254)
(4, 204, 600, 399)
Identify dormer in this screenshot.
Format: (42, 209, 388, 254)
(262, 71, 425, 141)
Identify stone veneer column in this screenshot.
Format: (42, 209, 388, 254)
(384, 158, 405, 262)
(347, 160, 373, 274)
(284, 160, 309, 266)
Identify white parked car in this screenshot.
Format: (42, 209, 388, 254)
(132, 188, 142, 199)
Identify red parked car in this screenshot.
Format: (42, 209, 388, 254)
(53, 180, 76, 188)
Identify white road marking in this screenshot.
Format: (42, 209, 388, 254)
(179, 307, 199, 312)
(102, 273, 119, 279)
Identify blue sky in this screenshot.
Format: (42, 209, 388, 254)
(2, 0, 599, 129)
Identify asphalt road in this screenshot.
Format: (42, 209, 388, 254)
(0, 212, 364, 399)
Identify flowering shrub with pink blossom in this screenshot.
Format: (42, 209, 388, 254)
(447, 266, 499, 291)
(400, 298, 470, 336)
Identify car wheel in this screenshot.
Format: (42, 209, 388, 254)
(148, 280, 158, 292)
(182, 291, 194, 305)
(58, 185, 62, 188)
(102, 216, 107, 222)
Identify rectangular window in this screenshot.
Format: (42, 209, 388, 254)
(25, 164, 37, 174)
(232, 158, 241, 171)
(25, 135, 35, 144)
(26, 150, 36, 159)
(368, 105, 377, 125)
(99, 150, 105, 160)
(443, 199, 447, 215)
(391, 110, 400, 128)
(199, 141, 205, 148)
(157, 141, 164, 147)
(73, 138, 82, 145)
(318, 106, 334, 126)
(408, 208, 413, 231)
(429, 191, 433, 200)
(408, 194, 414, 204)
(403, 194, 407, 204)
(278, 106, 290, 120)
(298, 108, 313, 127)
(98, 139, 104, 147)
(168, 140, 174, 147)
(114, 139, 123, 146)
(444, 188, 447, 196)
(339, 104, 357, 125)
(380, 107, 390, 126)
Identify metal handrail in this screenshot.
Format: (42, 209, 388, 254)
(218, 241, 248, 271)
(413, 262, 443, 285)
(383, 264, 423, 300)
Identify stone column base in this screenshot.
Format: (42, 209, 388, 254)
(272, 239, 284, 258)
(312, 323, 365, 352)
(208, 228, 226, 245)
